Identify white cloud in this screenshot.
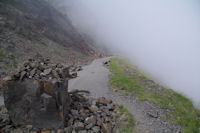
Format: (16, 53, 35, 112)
(65, 0, 200, 107)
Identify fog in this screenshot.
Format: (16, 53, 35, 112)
(64, 0, 200, 107)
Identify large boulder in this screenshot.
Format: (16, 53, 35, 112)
(1, 58, 71, 129)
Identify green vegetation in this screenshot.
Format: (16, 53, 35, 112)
(118, 104, 135, 133)
(0, 46, 18, 68)
(109, 58, 200, 133)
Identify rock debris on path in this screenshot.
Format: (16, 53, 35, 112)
(69, 57, 182, 133)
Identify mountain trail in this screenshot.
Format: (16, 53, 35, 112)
(69, 57, 182, 133)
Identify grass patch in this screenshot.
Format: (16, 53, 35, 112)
(118, 104, 135, 133)
(109, 58, 200, 133)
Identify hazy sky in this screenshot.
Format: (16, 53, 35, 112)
(65, 0, 200, 107)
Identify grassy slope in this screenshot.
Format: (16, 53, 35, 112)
(109, 58, 200, 133)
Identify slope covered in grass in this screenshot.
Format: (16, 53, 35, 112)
(109, 58, 200, 133)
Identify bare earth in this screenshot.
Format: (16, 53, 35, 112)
(69, 57, 182, 133)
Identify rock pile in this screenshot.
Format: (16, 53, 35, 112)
(0, 58, 129, 133)
(0, 95, 125, 133)
(1, 58, 73, 129)
(3, 58, 74, 81)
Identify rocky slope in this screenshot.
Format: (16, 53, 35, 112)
(0, 0, 102, 80)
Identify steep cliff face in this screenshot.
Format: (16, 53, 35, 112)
(0, 0, 99, 79)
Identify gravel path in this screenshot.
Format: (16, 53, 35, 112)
(69, 57, 182, 133)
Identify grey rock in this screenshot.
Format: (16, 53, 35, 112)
(107, 103, 115, 111)
(71, 109, 79, 116)
(72, 130, 77, 133)
(9, 129, 19, 133)
(87, 130, 94, 133)
(119, 114, 127, 121)
(147, 110, 158, 118)
(64, 126, 73, 133)
(26, 125, 33, 129)
(85, 116, 96, 125)
(20, 71, 26, 80)
(57, 129, 64, 133)
(44, 68, 52, 75)
(85, 123, 94, 129)
(2, 79, 66, 129)
(30, 62, 37, 68)
(78, 130, 87, 133)
(30, 68, 36, 77)
(92, 126, 100, 133)
(52, 70, 60, 78)
(112, 126, 120, 133)
(73, 122, 84, 131)
(88, 105, 98, 113)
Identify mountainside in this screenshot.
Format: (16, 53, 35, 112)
(0, 0, 101, 79)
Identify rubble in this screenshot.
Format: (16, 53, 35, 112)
(2, 58, 72, 129)
(0, 58, 130, 132)
(0, 95, 129, 133)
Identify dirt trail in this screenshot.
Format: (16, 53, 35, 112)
(69, 57, 181, 133)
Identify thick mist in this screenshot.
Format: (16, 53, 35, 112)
(64, 0, 200, 107)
